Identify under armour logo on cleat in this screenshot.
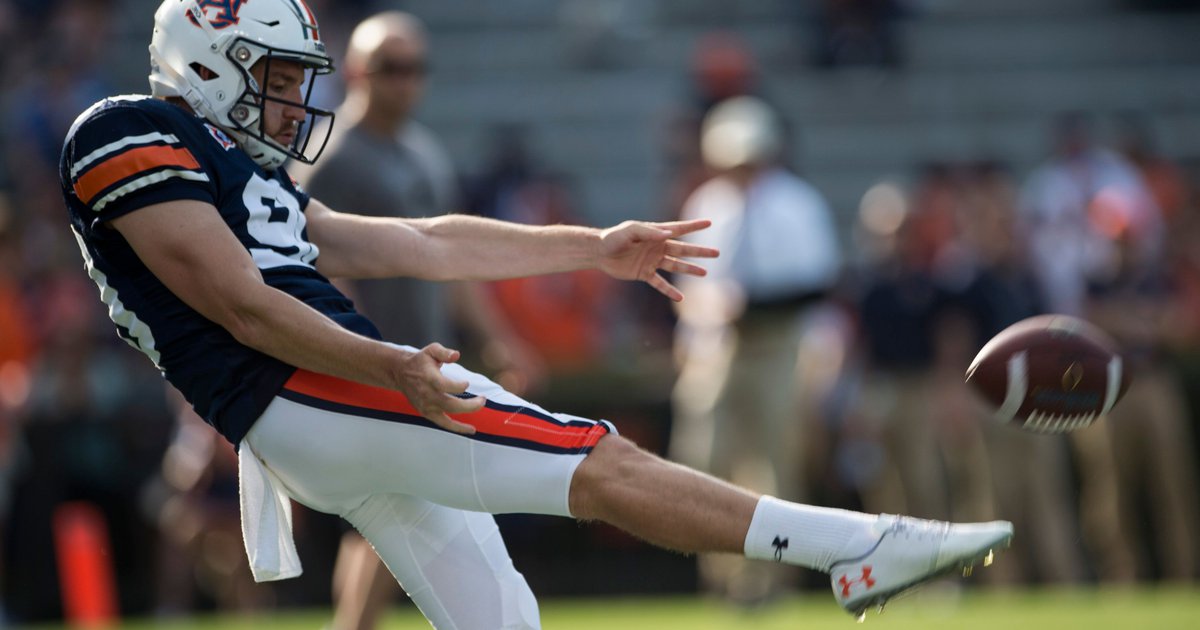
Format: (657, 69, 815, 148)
(838, 566, 876, 598)
(771, 536, 789, 562)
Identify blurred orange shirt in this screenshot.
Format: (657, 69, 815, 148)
(0, 277, 34, 367)
(489, 271, 612, 371)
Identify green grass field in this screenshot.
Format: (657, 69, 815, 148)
(30, 587, 1200, 629)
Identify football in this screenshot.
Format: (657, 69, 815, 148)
(965, 314, 1131, 433)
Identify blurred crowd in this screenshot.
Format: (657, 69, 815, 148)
(1, 0, 1198, 626)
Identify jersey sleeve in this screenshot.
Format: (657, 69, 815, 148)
(64, 106, 216, 224)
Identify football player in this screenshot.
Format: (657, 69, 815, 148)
(60, 1, 1013, 626)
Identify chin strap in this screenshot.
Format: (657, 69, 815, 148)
(149, 44, 211, 116)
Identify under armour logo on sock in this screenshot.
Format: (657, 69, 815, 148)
(771, 535, 789, 562)
(837, 565, 876, 597)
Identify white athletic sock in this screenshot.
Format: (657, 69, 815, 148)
(743, 496, 878, 573)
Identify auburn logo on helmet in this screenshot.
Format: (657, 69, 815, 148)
(187, 0, 249, 30)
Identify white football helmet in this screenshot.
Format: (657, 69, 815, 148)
(149, 0, 335, 169)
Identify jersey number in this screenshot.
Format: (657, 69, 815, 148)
(242, 173, 319, 270)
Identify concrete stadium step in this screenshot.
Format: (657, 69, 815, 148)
(763, 64, 1200, 123)
(432, 119, 660, 174)
(420, 70, 676, 124)
(900, 13, 1200, 70)
(920, 0, 1122, 18)
(400, 0, 564, 29)
(419, 63, 1200, 127)
(428, 23, 802, 77)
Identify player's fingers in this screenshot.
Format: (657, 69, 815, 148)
(653, 219, 712, 238)
(436, 374, 471, 394)
(441, 394, 486, 415)
(430, 411, 477, 435)
(423, 342, 460, 364)
(625, 222, 672, 241)
(647, 273, 684, 302)
(664, 241, 719, 259)
(659, 256, 707, 277)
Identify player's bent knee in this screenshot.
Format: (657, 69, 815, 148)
(568, 434, 651, 521)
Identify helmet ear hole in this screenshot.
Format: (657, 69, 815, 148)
(188, 62, 220, 81)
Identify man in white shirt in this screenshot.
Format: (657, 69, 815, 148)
(671, 96, 843, 604)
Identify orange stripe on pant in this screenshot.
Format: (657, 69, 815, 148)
(283, 369, 609, 452)
(74, 144, 201, 203)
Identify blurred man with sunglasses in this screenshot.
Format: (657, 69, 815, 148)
(289, 12, 541, 629)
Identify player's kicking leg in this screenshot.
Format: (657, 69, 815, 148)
(247, 362, 1011, 623)
(571, 435, 1013, 620)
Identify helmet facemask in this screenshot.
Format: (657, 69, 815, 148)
(224, 37, 335, 169)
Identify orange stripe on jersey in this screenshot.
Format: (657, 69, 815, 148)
(283, 369, 608, 451)
(73, 144, 201, 204)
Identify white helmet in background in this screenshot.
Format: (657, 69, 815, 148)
(701, 96, 782, 171)
(149, 0, 335, 169)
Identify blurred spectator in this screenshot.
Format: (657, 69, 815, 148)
(845, 175, 949, 523)
(926, 303, 995, 526)
(1104, 112, 1200, 580)
(1019, 112, 1156, 583)
(5, 287, 171, 622)
(0, 197, 34, 374)
(1018, 112, 1163, 316)
(290, 11, 458, 349)
(146, 397, 273, 614)
(465, 126, 628, 377)
(301, 0, 375, 110)
(1086, 216, 1200, 582)
(670, 96, 841, 605)
(467, 124, 538, 223)
(662, 32, 763, 222)
(5, 1, 112, 175)
(0, 195, 31, 625)
(657, 33, 770, 352)
(289, 12, 540, 630)
(1115, 112, 1191, 222)
(558, 0, 654, 70)
(920, 166, 1006, 531)
(950, 163, 1087, 584)
(466, 127, 621, 373)
(811, 0, 905, 68)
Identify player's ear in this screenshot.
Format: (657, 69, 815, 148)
(189, 62, 220, 81)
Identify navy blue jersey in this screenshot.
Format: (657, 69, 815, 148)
(60, 95, 380, 445)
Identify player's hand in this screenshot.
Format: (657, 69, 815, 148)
(396, 343, 485, 434)
(596, 219, 719, 302)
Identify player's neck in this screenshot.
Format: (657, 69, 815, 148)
(163, 96, 195, 115)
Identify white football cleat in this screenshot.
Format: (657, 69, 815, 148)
(829, 515, 1013, 621)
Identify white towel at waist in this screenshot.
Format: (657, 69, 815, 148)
(238, 440, 303, 582)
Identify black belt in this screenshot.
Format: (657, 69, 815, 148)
(742, 289, 830, 318)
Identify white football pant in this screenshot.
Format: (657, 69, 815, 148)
(243, 357, 615, 630)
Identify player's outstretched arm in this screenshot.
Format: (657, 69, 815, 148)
(305, 199, 718, 300)
(110, 199, 484, 433)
